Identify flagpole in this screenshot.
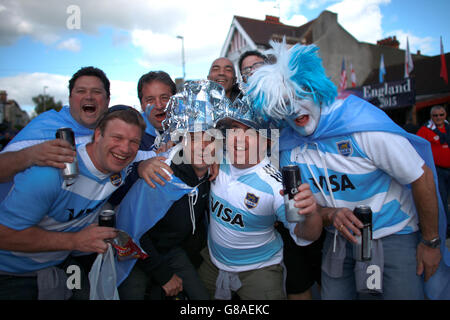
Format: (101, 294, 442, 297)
(404, 37, 414, 78)
(440, 36, 448, 84)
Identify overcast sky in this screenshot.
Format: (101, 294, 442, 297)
(0, 0, 449, 116)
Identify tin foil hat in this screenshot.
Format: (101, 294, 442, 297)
(216, 95, 275, 140)
(162, 80, 230, 140)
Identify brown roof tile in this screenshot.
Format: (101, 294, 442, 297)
(235, 15, 315, 47)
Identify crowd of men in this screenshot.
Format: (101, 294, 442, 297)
(0, 40, 448, 300)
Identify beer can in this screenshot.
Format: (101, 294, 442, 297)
(281, 165, 304, 223)
(99, 210, 116, 228)
(352, 205, 372, 261)
(55, 127, 78, 181)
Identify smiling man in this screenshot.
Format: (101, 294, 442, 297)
(208, 57, 241, 102)
(137, 71, 177, 150)
(0, 106, 146, 300)
(68, 70, 110, 129)
(198, 96, 322, 300)
(0, 67, 110, 199)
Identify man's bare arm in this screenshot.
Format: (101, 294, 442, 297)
(412, 164, 441, 281)
(0, 139, 76, 183)
(412, 164, 439, 240)
(0, 224, 117, 254)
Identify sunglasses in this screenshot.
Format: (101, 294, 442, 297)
(432, 113, 445, 117)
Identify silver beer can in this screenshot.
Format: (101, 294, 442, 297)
(55, 127, 78, 181)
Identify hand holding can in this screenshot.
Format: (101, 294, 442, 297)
(98, 210, 116, 244)
(352, 205, 372, 261)
(55, 127, 78, 181)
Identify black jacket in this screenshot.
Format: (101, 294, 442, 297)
(137, 162, 210, 286)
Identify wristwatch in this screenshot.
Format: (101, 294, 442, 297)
(421, 237, 441, 248)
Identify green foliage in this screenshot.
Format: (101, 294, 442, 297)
(32, 94, 63, 115)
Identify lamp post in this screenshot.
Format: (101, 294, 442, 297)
(43, 86, 48, 112)
(176, 35, 186, 81)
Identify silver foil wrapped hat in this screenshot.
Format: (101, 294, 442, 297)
(216, 95, 275, 140)
(162, 80, 230, 140)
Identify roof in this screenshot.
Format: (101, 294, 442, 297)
(234, 15, 315, 47)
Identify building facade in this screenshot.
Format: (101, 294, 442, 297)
(0, 90, 30, 131)
(220, 11, 449, 127)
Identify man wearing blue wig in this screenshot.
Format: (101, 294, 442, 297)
(246, 40, 449, 300)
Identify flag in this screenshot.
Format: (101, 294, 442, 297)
(440, 36, 448, 84)
(350, 63, 356, 87)
(338, 58, 347, 92)
(405, 37, 414, 78)
(114, 147, 197, 285)
(379, 54, 386, 83)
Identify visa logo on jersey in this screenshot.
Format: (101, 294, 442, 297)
(309, 174, 356, 193)
(210, 196, 245, 228)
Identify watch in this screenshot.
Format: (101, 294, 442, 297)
(421, 237, 441, 248)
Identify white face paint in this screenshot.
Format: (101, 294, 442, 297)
(285, 98, 321, 136)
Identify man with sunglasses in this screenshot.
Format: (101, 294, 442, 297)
(417, 105, 450, 238)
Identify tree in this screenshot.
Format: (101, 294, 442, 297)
(32, 94, 63, 115)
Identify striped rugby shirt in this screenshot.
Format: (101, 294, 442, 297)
(208, 158, 311, 272)
(0, 142, 131, 273)
(280, 130, 425, 239)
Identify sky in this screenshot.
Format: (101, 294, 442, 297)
(0, 0, 449, 116)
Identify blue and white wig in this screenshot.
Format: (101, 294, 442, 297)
(246, 39, 337, 122)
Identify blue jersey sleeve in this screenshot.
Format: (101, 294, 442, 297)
(280, 149, 293, 168)
(0, 166, 60, 230)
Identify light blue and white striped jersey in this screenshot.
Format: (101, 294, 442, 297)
(0, 106, 156, 202)
(280, 130, 424, 239)
(208, 158, 311, 272)
(278, 95, 449, 299)
(0, 142, 130, 274)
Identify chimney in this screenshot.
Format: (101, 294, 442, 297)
(0, 90, 7, 104)
(376, 36, 400, 49)
(265, 15, 282, 25)
(417, 50, 421, 55)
